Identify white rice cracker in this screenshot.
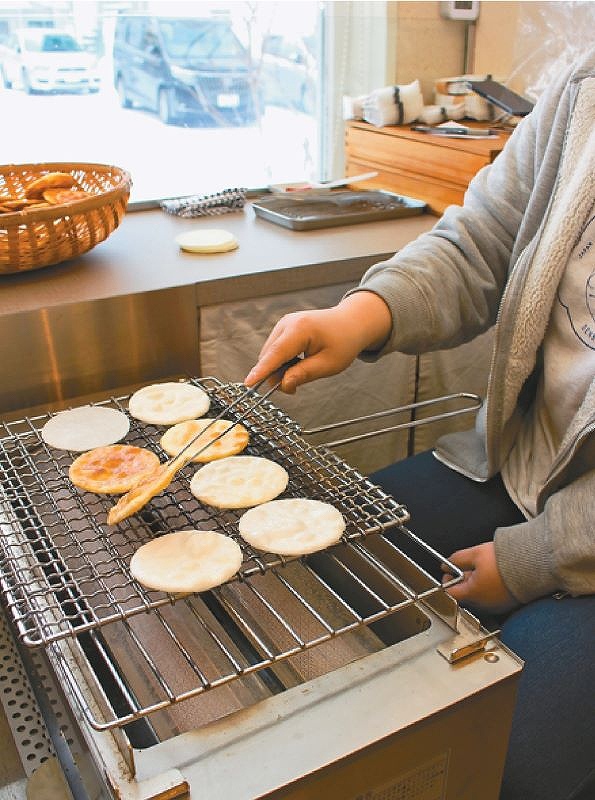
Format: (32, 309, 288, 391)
(238, 498, 346, 556)
(41, 405, 130, 452)
(190, 456, 288, 509)
(160, 418, 249, 463)
(175, 228, 238, 254)
(130, 530, 242, 593)
(128, 382, 210, 425)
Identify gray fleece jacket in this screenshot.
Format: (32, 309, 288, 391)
(355, 49, 595, 604)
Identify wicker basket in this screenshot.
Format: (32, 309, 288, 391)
(0, 162, 131, 275)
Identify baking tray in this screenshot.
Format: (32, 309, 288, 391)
(252, 190, 427, 230)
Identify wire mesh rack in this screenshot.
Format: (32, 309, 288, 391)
(0, 378, 460, 731)
(0, 378, 416, 646)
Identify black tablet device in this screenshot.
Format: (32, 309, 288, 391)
(467, 78, 534, 117)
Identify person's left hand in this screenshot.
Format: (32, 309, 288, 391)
(441, 542, 519, 613)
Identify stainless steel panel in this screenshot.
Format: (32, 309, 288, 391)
(0, 287, 199, 416)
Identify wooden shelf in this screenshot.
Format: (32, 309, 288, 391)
(345, 120, 511, 215)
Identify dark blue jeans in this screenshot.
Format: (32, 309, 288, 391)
(370, 450, 595, 800)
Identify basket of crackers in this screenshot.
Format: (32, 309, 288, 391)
(0, 162, 132, 275)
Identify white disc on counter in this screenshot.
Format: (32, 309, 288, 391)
(130, 530, 243, 593)
(41, 405, 130, 452)
(175, 228, 238, 253)
(238, 498, 346, 556)
(190, 455, 288, 509)
(128, 381, 210, 425)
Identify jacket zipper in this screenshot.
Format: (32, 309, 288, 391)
(537, 419, 595, 509)
(484, 83, 582, 473)
(436, 77, 584, 480)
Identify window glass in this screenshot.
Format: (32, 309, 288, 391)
(124, 18, 147, 50)
(158, 19, 245, 60)
(0, 1, 322, 202)
(20, 31, 82, 52)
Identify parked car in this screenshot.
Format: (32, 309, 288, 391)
(0, 28, 100, 93)
(260, 34, 316, 114)
(113, 15, 258, 126)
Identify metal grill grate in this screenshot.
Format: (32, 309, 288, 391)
(0, 378, 455, 731)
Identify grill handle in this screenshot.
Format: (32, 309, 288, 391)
(302, 392, 482, 449)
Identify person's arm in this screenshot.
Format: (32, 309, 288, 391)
(442, 468, 595, 612)
(246, 59, 573, 392)
(352, 63, 572, 357)
(494, 468, 595, 603)
(244, 290, 392, 393)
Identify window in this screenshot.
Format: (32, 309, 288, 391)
(0, 1, 392, 202)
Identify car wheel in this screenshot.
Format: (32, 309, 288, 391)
(158, 87, 176, 125)
(116, 76, 132, 108)
(300, 83, 315, 115)
(0, 67, 12, 89)
(21, 69, 33, 94)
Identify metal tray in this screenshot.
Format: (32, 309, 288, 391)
(252, 190, 427, 230)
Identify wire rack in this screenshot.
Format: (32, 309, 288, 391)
(0, 378, 416, 646)
(0, 378, 461, 730)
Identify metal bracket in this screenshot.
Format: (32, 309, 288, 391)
(436, 610, 500, 664)
(302, 392, 483, 449)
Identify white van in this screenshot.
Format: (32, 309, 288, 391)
(0, 28, 100, 93)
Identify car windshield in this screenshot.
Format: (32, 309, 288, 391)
(157, 19, 244, 61)
(24, 33, 82, 53)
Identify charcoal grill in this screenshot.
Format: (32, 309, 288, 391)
(0, 378, 522, 800)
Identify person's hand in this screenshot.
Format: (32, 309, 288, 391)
(441, 542, 518, 614)
(244, 291, 392, 394)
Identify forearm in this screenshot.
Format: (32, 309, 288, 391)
(335, 290, 393, 353)
(494, 469, 595, 602)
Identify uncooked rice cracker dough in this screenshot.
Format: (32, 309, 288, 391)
(130, 530, 243, 593)
(238, 498, 346, 556)
(190, 456, 288, 509)
(175, 228, 239, 254)
(69, 444, 160, 494)
(128, 382, 210, 425)
(161, 418, 249, 463)
(41, 406, 130, 452)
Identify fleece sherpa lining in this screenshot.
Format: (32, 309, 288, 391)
(501, 78, 595, 424)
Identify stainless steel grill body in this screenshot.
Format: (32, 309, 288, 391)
(0, 379, 522, 800)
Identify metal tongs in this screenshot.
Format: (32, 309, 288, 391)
(107, 360, 299, 525)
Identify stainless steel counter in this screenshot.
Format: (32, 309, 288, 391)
(0, 203, 433, 315)
(0, 204, 434, 416)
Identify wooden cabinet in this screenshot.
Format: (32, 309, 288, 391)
(345, 120, 510, 215)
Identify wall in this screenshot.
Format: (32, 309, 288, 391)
(394, 2, 467, 102)
(481, 1, 595, 99)
(393, 0, 521, 101)
(394, 1, 595, 101)
(472, 2, 521, 84)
